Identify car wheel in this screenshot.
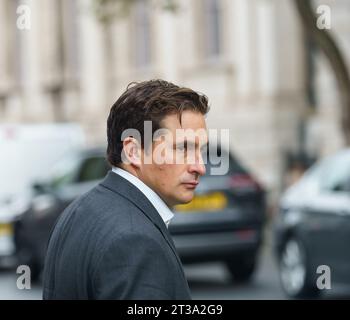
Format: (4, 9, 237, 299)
(279, 237, 319, 299)
(226, 253, 257, 283)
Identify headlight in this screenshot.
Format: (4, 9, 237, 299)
(0, 200, 28, 223)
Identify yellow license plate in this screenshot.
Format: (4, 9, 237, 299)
(0, 224, 13, 236)
(175, 192, 228, 212)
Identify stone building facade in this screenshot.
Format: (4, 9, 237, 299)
(1, 0, 349, 204)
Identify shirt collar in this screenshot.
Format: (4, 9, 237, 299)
(112, 167, 174, 227)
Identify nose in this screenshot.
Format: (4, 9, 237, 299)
(188, 153, 206, 177)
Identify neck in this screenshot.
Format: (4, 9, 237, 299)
(118, 163, 139, 178)
(117, 164, 175, 208)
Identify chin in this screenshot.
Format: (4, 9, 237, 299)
(177, 192, 194, 204)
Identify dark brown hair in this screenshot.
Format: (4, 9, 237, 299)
(107, 79, 210, 167)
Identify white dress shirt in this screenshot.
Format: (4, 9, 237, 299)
(112, 167, 174, 228)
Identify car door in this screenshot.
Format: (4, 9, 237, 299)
(302, 153, 350, 283)
(318, 184, 350, 283)
(303, 192, 350, 282)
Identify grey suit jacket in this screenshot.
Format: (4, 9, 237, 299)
(42, 171, 192, 300)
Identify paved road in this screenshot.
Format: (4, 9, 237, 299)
(187, 244, 286, 300)
(1, 237, 349, 300)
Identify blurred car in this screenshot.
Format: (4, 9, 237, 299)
(0, 209, 17, 267)
(0, 123, 85, 268)
(14, 146, 266, 282)
(13, 148, 110, 279)
(0, 123, 85, 203)
(274, 149, 350, 299)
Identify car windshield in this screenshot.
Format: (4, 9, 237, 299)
(298, 151, 350, 193)
(44, 153, 82, 189)
(317, 152, 350, 191)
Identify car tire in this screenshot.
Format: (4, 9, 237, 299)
(279, 237, 320, 299)
(226, 253, 257, 283)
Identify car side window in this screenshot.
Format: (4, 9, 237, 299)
(331, 180, 350, 192)
(326, 172, 350, 192)
(318, 154, 350, 192)
(48, 154, 81, 189)
(76, 156, 110, 183)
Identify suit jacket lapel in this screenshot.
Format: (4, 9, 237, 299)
(100, 171, 186, 278)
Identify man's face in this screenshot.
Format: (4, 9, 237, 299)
(139, 110, 208, 207)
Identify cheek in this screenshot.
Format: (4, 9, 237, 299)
(157, 165, 182, 187)
(155, 165, 169, 188)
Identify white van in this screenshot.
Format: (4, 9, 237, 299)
(0, 123, 85, 263)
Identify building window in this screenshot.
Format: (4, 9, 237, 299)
(132, 0, 152, 68)
(202, 0, 222, 59)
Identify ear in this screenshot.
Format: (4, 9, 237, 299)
(121, 137, 142, 167)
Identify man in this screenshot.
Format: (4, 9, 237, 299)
(42, 80, 209, 299)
